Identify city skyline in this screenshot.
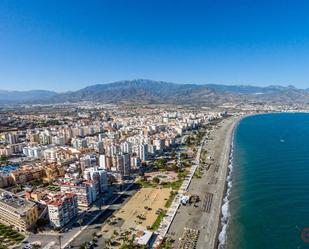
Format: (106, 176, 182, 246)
(1, 0, 309, 91)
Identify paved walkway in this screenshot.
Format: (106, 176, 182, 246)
(152, 135, 207, 248)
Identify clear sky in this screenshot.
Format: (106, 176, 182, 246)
(1, 0, 309, 91)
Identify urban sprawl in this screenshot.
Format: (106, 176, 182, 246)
(0, 103, 302, 249)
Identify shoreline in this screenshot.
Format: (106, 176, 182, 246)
(215, 115, 242, 249)
(166, 115, 242, 249)
(215, 111, 309, 249)
(215, 112, 309, 249)
(215, 113, 259, 249)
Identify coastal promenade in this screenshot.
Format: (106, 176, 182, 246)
(152, 133, 208, 248)
(167, 116, 239, 249)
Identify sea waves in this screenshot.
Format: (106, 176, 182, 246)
(218, 132, 235, 249)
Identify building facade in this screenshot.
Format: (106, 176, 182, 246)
(47, 193, 78, 228)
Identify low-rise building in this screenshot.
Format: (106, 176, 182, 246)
(10, 166, 44, 185)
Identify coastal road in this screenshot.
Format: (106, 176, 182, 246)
(167, 116, 239, 249)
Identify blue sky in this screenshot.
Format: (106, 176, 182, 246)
(1, 0, 309, 91)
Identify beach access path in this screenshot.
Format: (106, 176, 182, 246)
(167, 115, 239, 249)
(152, 132, 208, 248)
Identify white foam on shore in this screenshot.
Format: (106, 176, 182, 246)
(218, 135, 234, 249)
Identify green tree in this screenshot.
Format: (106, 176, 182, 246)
(0, 155, 8, 163)
(171, 150, 176, 159)
(152, 177, 160, 184)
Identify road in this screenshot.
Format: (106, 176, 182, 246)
(21, 182, 138, 249)
(68, 185, 139, 248)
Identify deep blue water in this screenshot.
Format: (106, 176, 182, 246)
(227, 113, 309, 249)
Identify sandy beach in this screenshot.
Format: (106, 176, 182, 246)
(167, 115, 240, 249)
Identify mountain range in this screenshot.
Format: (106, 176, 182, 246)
(1, 79, 309, 106)
(0, 90, 58, 104)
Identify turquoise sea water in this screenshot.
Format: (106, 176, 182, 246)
(227, 113, 309, 249)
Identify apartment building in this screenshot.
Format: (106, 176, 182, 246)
(10, 167, 44, 185)
(0, 189, 38, 232)
(60, 180, 97, 207)
(47, 193, 78, 228)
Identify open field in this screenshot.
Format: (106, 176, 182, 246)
(101, 187, 171, 238)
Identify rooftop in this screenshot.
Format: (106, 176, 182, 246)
(0, 188, 36, 214)
(0, 165, 18, 173)
(136, 230, 153, 246)
(46, 193, 76, 207)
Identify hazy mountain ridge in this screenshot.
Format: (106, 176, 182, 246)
(0, 90, 58, 104)
(1, 79, 309, 105)
(54, 79, 209, 104)
(204, 84, 301, 94)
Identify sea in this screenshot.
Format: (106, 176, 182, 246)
(220, 113, 309, 249)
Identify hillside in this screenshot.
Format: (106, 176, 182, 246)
(1, 79, 309, 105)
(0, 90, 58, 104)
(52, 79, 229, 105)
